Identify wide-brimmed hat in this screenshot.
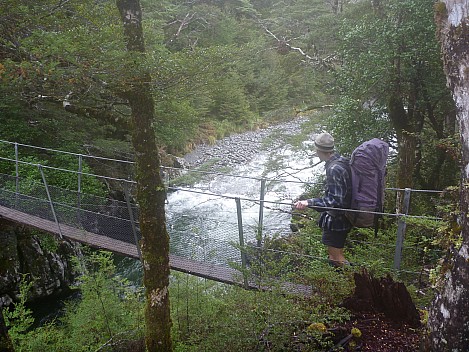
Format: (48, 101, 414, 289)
(314, 132, 334, 152)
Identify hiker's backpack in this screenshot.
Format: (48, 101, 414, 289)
(345, 138, 389, 231)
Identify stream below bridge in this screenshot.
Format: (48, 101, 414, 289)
(31, 117, 326, 325)
(117, 117, 325, 283)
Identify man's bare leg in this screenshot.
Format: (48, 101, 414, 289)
(327, 246, 347, 267)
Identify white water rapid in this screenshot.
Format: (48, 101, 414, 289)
(166, 141, 324, 265)
(117, 121, 326, 282)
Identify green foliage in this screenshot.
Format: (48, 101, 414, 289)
(416, 186, 463, 291)
(0, 0, 458, 349)
(325, 96, 393, 155)
(208, 72, 254, 124)
(0, 151, 106, 200)
(7, 218, 445, 352)
(6, 248, 354, 351)
(37, 232, 60, 253)
(13, 251, 144, 352)
(59, 252, 143, 350)
(1, 0, 344, 156)
(2, 275, 35, 344)
(170, 271, 345, 351)
(154, 99, 200, 153)
(0, 95, 44, 146)
(334, 0, 458, 189)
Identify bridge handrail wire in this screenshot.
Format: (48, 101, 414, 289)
(7, 191, 432, 260)
(0, 140, 135, 164)
(1, 140, 315, 184)
(167, 186, 443, 221)
(0, 187, 443, 265)
(0, 157, 443, 222)
(0, 175, 248, 240)
(0, 191, 242, 266)
(0, 180, 439, 282)
(0, 172, 134, 209)
(1, 185, 435, 256)
(0, 140, 447, 276)
(347, 238, 443, 252)
(0, 139, 447, 193)
(0, 176, 444, 251)
(1, 161, 446, 198)
(0, 190, 135, 228)
(0, 173, 251, 229)
(0, 156, 136, 184)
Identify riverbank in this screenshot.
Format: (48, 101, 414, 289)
(183, 116, 312, 169)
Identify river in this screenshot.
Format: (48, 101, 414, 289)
(117, 117, 325, 283)
(30, 117, 325, 324)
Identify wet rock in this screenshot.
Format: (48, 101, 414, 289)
(183, 117, 307, 170)
(0, 219, 82, 308)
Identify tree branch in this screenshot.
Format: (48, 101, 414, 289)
(258, 21, 337, 69)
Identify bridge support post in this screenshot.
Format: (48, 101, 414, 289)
(235, 197, 249, 289)
(124, 182, 142, 262)
(393, 188, 411, 270)
(14, 143, 19, 195)
(77, 154, 82, 224)
(14, 143, 19, 209)
(77, 154, 83, 209)
(257, 178, 266, 247)
(38, 164, 63, 239)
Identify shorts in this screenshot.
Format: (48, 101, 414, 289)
(322, 229, 349, 249)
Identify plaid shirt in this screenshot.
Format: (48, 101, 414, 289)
(307, 153, 352, 232)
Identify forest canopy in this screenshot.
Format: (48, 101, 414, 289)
(1, 0, 466, 351)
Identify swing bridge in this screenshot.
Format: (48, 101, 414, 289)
(0, 140, 443, 292)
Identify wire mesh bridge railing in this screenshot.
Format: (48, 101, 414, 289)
(0, 140, 446, 289)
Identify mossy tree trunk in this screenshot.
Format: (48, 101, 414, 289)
(388, 93, 418, 212)
(116, 1, 171, 351)
(429, 1, 469, 350)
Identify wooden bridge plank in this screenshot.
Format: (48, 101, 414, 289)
(0, 204, 311, 295)
(0, 205, 242, 284)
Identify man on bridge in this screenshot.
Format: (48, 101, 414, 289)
(293, 132, 352, 267)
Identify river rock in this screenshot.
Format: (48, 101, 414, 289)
(0, 219, 82, 307)
(183, 117, 308, 169)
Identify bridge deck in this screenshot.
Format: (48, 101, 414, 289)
(0, 204, 311, 295)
